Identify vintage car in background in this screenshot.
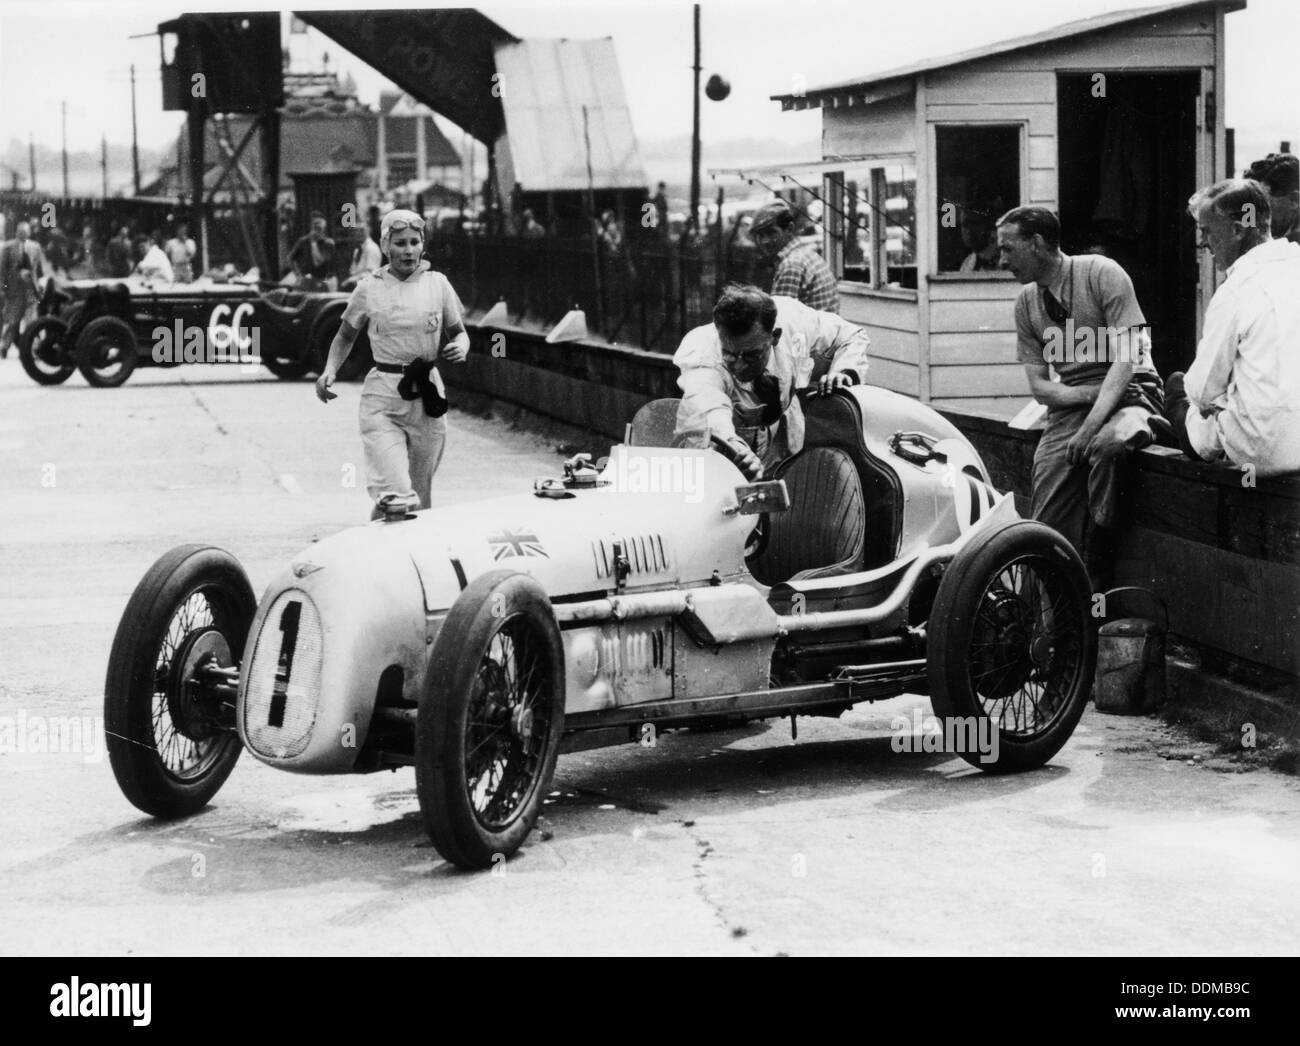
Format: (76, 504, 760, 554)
(16, 276, 372, 388)
(104, 387, 1096, 869)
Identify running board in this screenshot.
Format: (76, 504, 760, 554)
(563, 674, 920, 733)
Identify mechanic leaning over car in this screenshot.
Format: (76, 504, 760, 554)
(673, 284, 870, 480)
(314, 208, 470, 518)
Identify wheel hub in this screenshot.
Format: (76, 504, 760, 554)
(972, 589, 1034, 699)
(167, 628, 232, 741)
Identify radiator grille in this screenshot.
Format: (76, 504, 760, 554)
(241, 590, 323, 759)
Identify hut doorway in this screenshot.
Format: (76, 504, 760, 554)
(1056, 72, 1201, 375)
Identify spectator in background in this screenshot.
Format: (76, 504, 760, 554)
(652, 181, 670, 238)
(958, 204, 1001, 272)
(106, 226, 133, 278)
(1243, 152, 1299, 245)
(70, 225, 99, 278)
(518, 208, 546, 239)
(164, 223, 197, 283)
(288, 211, 337, 286)
(997, 205, 1169, 587)
(0, 221, 45, 358)
(749, 199, 840, 314)
(1164, 179, 1300, 476)
(344, 223, 382, 290)
(43, 223, 71, 278)
(133, 234, 174, 283)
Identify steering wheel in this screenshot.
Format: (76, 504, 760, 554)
(708, 434, 768, 558)
(709, 432, 758, 477)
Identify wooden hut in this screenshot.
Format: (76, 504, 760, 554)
(757, 0, 1245, 417)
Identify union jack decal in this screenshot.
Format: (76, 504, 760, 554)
(488, 527, 549, 560)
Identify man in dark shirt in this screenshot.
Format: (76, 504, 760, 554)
(288, 211, 337, 284)
(105, 227, 133, 278)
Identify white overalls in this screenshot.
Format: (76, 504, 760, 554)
(342, 262, 464, 508)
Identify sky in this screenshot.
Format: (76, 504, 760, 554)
(0, 0, 1295, 183)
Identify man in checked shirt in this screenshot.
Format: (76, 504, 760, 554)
(750, 199, 840, 313)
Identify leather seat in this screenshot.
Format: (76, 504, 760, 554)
(749, 446, 865, 585)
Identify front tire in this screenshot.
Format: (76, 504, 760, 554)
(416, 571, 565, 869)
(76, 315, 138, 387)
(928, 520, 1095, 773)
(18, 316, 76, 385)
(105, 545, 255, 818)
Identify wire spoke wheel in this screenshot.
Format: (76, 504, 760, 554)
(418, 571, 565, 869)
(105, 546, 255, 817)
(929, 521, 1095, 773)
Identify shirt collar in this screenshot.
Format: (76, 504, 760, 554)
(1226, 237, 1294, 279)
(379, 259, 430, 282)
(1044, 254, 1072, 299)
(777, 238, 802, 260)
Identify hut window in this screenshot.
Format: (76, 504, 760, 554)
(825, 165, 917, 290)
(935, 125, 1021, 273)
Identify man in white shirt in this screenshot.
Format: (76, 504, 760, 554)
(673, 284, 869, 480)
(133, 234, 174, 283)
(1165, 178, 1300, 477)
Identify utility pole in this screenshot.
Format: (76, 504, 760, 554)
(29, 133, 36, 190)
(130, 64, 141, 195)
(689, 4, 701, 237)
(101, 135, 109, 197)
(62, 101, 69, 196)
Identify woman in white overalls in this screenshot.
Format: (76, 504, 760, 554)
(315, 209, 469, 516)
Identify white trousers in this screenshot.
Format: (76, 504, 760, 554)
(359, 389, 447, 508)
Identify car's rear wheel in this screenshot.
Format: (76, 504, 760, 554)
(105, 545, 254, 818)
(261, 352, 315, 380)
(416, 570, 565, 870)
(928, 520, 1095, 773)
(17, 316, 76, 385)
(76, 315, 138, 387)
(313, 313, 373, 383)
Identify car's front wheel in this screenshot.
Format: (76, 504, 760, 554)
(76, 315, 138, 387)
(105, 545, 254, 817)
(416, 570, 565, 870)
(17, 316, 76, 385)
(928, 520, 1095, 773)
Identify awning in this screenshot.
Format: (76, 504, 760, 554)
(708, 154, 916, 180)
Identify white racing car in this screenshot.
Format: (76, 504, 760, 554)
(104, 387, 1096, 869)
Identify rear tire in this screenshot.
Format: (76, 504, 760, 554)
(928, 520, 1095, 773)
(17, 317, 75, 385)
(76, 315, 138, 387)
(105, 545, 255, 818)
(416, 571, 565, 869)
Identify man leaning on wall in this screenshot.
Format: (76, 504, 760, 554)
(996, 205, 1170, 589)
(1164, 178, 1300, 477)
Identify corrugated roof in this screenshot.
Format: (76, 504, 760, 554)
(493, 38, 648, 192)
(773, 0, 1245, 105)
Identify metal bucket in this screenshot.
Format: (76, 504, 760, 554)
(1092, 587, 1168, 715)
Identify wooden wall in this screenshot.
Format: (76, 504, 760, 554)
(838, 289, 921, 399)
(942, 408, 1300, 680)
(823, 93, 916, 159)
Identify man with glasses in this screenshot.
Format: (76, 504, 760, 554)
(750, 199, 839, 314)
(996, 205, 1167, 587)
(673, 284, 869, 481)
